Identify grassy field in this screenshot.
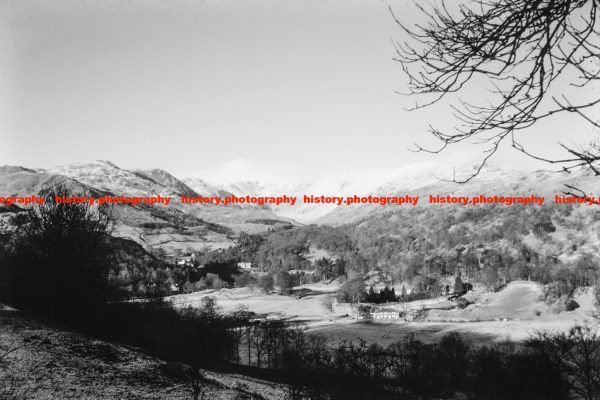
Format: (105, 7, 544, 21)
(169, 281, 599, 346)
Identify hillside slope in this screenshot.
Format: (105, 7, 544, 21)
(0, 161, 293, 256)
(0, 309, 284, 399)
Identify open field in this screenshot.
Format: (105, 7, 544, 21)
(169, 281, 600, 346)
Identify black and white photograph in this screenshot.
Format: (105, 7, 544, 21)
(1, 1, 600, 399)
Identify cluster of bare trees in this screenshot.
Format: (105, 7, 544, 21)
(227, 320, 305, 369)
(221, 318, 600, 399)
(528, 326, 600, 400)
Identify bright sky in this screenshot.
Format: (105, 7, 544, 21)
(0, 0, 596, 181)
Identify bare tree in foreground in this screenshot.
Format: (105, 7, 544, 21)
(5, 186, 115, 316)
(393, 0, 600, 183)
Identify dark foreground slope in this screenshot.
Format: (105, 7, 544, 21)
(0, 309, 283, 400)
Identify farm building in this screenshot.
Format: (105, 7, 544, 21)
(372, 311, 401, 320)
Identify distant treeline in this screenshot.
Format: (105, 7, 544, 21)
(246, 218, 294, 226)
(113, 202, 600, 302)
(197, 203, 600, 304)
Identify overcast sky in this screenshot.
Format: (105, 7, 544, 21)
(0, 0, 596, 181)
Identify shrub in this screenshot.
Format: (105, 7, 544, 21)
(258, 274, 274, 294)
(565, 299, 580, 311)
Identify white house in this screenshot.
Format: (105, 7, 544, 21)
(237, 262, 252, 270)
(176, 254, 196, 267)
(372, 311, 401, 320)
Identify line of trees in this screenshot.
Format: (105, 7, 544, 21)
(366, 286, 398, 303)
(224, 322, 600, 400)
(218, 313, 600, 400)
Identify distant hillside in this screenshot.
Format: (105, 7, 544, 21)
(254, 224, 364, 273)
(185, 164, 600, 224)
(317, 167, 600, 225)
(132, 168, 199, 197)
(3, 160, 599, 265)
(0, 161, 296, 256)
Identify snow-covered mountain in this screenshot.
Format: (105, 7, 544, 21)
(181, 177, 232, 198)
(132, 168, 198, 198)
(182, 162, 443, 222)
(182, 162, 598, 224)
(42, 160, 282, 223)
(3, 159, 599, 229)
(316, 167, 600, 225)
(48, 160, 197, 198)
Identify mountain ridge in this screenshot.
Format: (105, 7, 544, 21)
(2, 159, 598, 229)
(3, 160, 598, 226)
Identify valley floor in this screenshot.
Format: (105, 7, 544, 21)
(169, 281, 600, 346)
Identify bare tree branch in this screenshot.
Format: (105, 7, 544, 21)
(393, 0, 600, 182)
